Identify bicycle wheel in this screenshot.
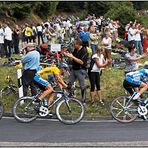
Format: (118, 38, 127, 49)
(13, 97, 38, 123)
(0, 101, 4, 119)
(56, 98, 84, 124)
(110, 96, 138, 123)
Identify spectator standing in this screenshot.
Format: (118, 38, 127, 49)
(65, 19, 71, 38)
(143, 29, 148, 53)
(65, 38, 88, 104)
(124, 23, 130, 40)
(59, 24, 65, 42)
(96, 16, 102, 32)
(89, 27, 99, 55)
(21, 43, 40, 96)
(21, 25, 27, 48)
(101, 32, 112, 62)
(13, 24, 20, 54)
(135, 24, 143, 55)
(128, 23, 136, 42)
(0, 24, 5, 58)
(78, 27, 90, 48)
(88, 46, 108, 106)
(31, 25, 37, 43)
(3, 22, 13, 58)
(36, 23, 44, 45)
(48, 27, 57, 44)
(25, 24, 32, 43)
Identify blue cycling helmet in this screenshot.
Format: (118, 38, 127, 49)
(48, 74, 55, 82)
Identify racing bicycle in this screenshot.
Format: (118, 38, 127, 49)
(0, 75, 17, 98)
(110, 91, 148, 123)
(13, 89, 84, 125)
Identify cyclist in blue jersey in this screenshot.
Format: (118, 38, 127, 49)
(123, 64, 148, 102)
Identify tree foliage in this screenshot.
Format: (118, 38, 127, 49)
(0, 2, 59, 20)
(0, 1, 147, 28)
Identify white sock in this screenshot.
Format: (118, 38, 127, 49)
(132, 93, 140, 100)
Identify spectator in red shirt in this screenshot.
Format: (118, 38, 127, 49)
(143, 29, 148, 53)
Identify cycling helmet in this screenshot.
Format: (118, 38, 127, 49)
(58, 62, 69, 69)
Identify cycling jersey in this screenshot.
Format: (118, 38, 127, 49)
(34, 66, 61, 90)
(125, 69, 148, 85)
(37, 67, 61, 80)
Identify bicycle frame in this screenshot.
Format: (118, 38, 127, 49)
(48, 90, 70, 109)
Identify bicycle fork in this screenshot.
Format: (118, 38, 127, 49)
(65, 98, 72, 113)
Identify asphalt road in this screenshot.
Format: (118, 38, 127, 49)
(0, 117, 148, 147)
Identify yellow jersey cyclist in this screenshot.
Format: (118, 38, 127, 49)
(33, 66, 68, 108)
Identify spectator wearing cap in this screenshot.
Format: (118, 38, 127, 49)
(21, 43, 40, 96)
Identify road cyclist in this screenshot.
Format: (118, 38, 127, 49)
(13, 64, 85, 124)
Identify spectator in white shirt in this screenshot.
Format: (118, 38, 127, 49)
(4, 23, 12, 58)
(128, 23, 136, 42)
(0, 24, 5, 58)
(102, 32, 112, 62)
(36, 24, 44, 45)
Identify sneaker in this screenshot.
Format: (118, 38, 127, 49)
(99, 100, 105, 106)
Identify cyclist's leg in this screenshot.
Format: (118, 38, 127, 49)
(134, 82, 148, 99)
(38, 85, 53, 101)
(123, 79, 135, 95)
(33, 75, 53, 103)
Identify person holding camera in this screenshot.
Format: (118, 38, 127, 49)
(21, 43, 40, 96)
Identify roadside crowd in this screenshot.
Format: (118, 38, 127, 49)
(0, 14, 148, 107)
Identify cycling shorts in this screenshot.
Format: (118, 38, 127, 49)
(34, 75, 50, 90)
(123, 79, 140, 88)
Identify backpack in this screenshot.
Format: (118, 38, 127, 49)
(88, 58, 95, 72)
